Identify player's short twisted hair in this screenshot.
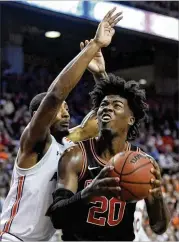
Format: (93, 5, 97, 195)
(90, 73, 149, 140)
(29, 92, 47, 116)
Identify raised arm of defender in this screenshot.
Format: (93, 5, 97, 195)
(68, 37, 110, 142)
(69, 40, 109, 142)
(20, 8, 123, 152)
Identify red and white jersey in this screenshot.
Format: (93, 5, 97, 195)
(0, 136, 74, 241)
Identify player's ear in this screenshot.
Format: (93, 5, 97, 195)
(128, 116, 135, 126)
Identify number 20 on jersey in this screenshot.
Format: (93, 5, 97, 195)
(84, 180, 126, 226)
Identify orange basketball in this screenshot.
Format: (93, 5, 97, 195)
(109, 151, 155, 202)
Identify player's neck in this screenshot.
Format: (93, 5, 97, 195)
(52, 133, 64, 144)
(97, 130, 127, 162)
(53, 134, 63, 144)
(51, 130, 69, 144)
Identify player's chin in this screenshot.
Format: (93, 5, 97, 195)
(56, 129, 70, 139)
(100, 119, 113, 128)
(100, 121, 118, 136)
(56, 125, 69, 135)
(59, 126, 69, 133)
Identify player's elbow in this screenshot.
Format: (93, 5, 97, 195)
(49, 214, 63, 229)
(46, 206, 63, 229)
(150, 221, 168, 235)
(51, 219, 61, 230)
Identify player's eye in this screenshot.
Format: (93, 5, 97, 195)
(114, 104, 122, 109)
(100, 102, 107, 107)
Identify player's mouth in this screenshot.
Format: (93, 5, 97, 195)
(60, 121, 70, 127)
(101, 113, 112, 122)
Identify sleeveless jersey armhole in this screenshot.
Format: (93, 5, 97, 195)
(78, 142, 87, 181)
(14, 136, 55, 176)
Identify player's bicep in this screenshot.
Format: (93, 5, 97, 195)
(25, 92, 63, 147)
(57, 145, 83, 194)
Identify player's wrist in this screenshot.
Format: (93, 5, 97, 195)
(152, 190, 163, 201)
(92, 38, 104, 49)
(145, 189, 163, 205)
(81, 187, 92, 203)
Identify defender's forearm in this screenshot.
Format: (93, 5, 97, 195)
(93, 71, 109, 84)
(48, 40, 100, 100)
(68, 110, 98, 142)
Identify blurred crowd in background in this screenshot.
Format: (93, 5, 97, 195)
(0, 64, 179, 241)
(123, 1, 179, 18)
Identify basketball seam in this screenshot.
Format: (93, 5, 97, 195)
(118, 151, 133, 181)
(114, 161, 151, 176)
(120, 185, 140, 200)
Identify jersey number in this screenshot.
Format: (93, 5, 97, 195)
(87, 196, 126, 226)
(85, 179, 126, 227)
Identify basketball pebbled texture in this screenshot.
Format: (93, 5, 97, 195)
(109, 151, 155, 202)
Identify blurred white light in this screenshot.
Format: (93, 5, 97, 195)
(149, 13, 179, 41)
(92, 1, 178, 41)
(45, 31, 61, 38)
(25, 0, 81, 15)
(93, 2, 146, 32)
(139, 79, 147, 85)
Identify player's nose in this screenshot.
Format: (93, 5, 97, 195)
(102, 105, 113, 113)
(62, 110, 70, 119)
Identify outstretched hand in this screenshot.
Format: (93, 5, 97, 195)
(80, 40, 105, 74)
(94, 7, 123, 48)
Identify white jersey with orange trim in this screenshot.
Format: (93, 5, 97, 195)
(0, 135, 75, 241)
(133, 200, 150, 241)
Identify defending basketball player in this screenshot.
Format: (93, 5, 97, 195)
(0, 8, 123, 241)
(46, 75, 171, 240)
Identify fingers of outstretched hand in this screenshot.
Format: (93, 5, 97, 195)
(108, 11, 122, 25)
(80, 42, 84, 50)
(85, 40, 90, 46)
(80, 40, 90, 50)
(111, 16, 123, 27)
(103, 7, 116, 21)
(103, 7, 123, 27)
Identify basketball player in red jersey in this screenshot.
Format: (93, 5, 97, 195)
(0, 8, 123, 241)
(46, 68, 171, 240)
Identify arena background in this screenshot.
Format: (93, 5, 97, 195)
(0, 1, 178, 241)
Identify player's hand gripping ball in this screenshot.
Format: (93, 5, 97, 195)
(148, 158, 162, 199)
